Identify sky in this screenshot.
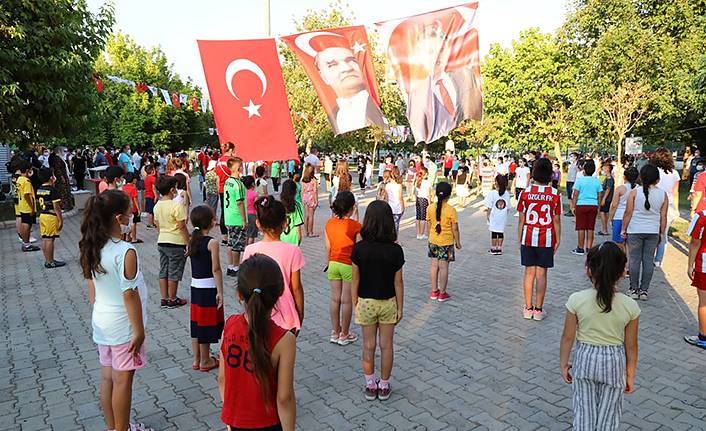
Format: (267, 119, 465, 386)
(87, 0, 569, 92)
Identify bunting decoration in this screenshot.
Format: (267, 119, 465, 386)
(171, 92, 181, 107)
(94, 73, 211, 112)
(161, 88, 172, 105)
(282, 26, 388, 135)
(92, 74, 104, 93)
(376, 3, 483, 143)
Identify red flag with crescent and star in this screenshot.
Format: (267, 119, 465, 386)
(376, 3, 483, 144)
(282, 26, 388, 136)
(197, 39, 298, 162)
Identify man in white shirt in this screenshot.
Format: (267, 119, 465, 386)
(132, 150, 142, 172)
(316, 46, 386, 134)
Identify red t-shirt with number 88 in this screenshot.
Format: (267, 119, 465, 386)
(518, 184, 562, 248)
(221, 314, 288, 429)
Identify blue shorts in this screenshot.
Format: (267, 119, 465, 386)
(520, 245, 554, 268)
(612, 219, 624, 243)
(145, 197, 155, 215)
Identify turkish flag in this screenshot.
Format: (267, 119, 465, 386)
(282, 26, 388, 136)
(197, 39, 298, 162)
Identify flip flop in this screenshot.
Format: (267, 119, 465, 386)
(191, 364, 200, 370)
(199, 356, 219, 372)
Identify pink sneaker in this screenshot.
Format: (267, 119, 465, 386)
(522, 307, 534, 320)
(533, 308, 546, 321)
(429, 290, 440, 300)
(437, 292, 451, 302)
(337, 332, 359, 346)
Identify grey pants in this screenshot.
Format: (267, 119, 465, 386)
(627, 233, 659, 292)
(572, 342, 626, 431)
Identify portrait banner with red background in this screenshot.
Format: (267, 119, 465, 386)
(282, 26, 388, 135)
(376, 3, 483, 144)
(197, 38, 298, 162)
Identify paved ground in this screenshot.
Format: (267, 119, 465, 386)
(1, 180, 705, 431)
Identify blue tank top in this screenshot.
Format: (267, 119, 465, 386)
(190, 235, 214, 285)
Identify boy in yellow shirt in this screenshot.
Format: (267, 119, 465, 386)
(154, 175, 190, 308)
(36, 168, 65, 268)
(17, 161, 40, 252)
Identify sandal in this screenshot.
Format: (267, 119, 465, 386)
(191, 364, 200, 370)
(129, 423, 154, 431)
(131, 239, 144, 244)
(200, 356, 219, 372)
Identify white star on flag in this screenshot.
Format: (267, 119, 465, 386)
(243, 99, 262, 118)
(350, 41, 366, 54)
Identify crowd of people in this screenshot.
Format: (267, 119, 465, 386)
(4, 141, 706, 431)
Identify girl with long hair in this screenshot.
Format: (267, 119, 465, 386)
(301, 164, 319, 238)
(560, 242, 640, 430)
(352, 200, 405, 401)
(415, 167, 431, 239)
(386, 167, 405, 234)
(621, 164, 668, 300)
(242, 197, 305, 334)
(79, 190, 152, 431)
(279, 179, 304, 245)
(188, 205, 224, 372)
(485, 175, 511, 255)
(325, 191, 362, 346)
(426, 183, 461, 302)
(651, 147, 681, 267)
(405, 160, 417, 202)
(219, 254, 296, 431)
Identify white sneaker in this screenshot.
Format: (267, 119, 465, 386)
(522, 307, 534, 320)
(533, 309, 546, 321)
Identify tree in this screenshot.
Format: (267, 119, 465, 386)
(602, 83, 651, 167)
(0, 0, 114, 147)
(91, 33, 217, 152)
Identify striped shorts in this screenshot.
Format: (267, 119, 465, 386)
(572, 342, 626, 431)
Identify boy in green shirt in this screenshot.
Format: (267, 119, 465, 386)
(224, 157, 247, 276)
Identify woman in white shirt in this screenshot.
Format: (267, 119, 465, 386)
(651, 148, 680, 266)
(621, 164, 668, 301)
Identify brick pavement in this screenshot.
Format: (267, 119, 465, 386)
(1, 182, 705, 430)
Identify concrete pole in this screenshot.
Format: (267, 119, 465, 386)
(265, 0, 271, 36)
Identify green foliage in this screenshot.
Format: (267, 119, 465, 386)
(0, 0, 114, 147)
(91, 33, 217, 152)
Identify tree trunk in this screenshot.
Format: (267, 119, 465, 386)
(615, 134, 625, 185)
(552, 138, 564, 167)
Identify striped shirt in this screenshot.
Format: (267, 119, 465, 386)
(687, 211, 706, 273)
(518, 184, 561, 248)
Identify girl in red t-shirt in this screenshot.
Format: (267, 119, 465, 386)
(219, 254, 296, 431)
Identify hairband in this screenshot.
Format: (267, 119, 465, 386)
(261, 197, 269, 206)
(253, 288, 262, 294)
(193, 227, 200, 230)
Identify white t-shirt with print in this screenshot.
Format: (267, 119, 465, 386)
(515, 166, 530, 189)
(485, 190, 511, 233)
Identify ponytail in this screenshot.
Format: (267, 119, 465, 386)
(187, 205, 213, 257)
(237, 254, 285, 406)
(496, 175, 508, 197)
(434, 182, 452, 234)
(79, 190, 131, 278)
(639, 164, 660, 211)
(643, 186, 651, 210)
(624, 166, 638, 189)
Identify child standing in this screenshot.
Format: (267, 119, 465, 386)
(255, 165, 269, 196)
(351, 200, 404, 401)
(426, 182, 461, 302)
(415, 167, 431, 240)
(280, 179, 304, 246)
(79, 190, 152, 431)
(17, 161, 40, 252)
(243, 176, 259, 246)
(571, 160, 603, 255)
(518, 158, 562, 320)
(485, 175, 510, 255)
(218, 254, 296, 431)
(242, 197, 305, 334)
(188, 205, 224, 372)
(143, 165, 157, 229)
(456, 166, 471, 207)
(560, 242, 640, 430)
(301, 164, 319, 238)
(224, 158, 248, 277)
(153, 176, 189, 308)
(325, 191, 362, 346)
(686, 211, 706, 349)
(608, 167, 638, 257)
(122, 172, 142, 244)
(36, 168, 65, 267)
(598, 163, 615, 236)
(552, 162, 562, 190)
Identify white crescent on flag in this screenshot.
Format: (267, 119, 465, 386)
(294, 31, 344, 57)
(225, 59, 268, 101)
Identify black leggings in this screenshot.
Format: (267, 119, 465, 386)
(359, 172, 366, 189)
(272, 177, 280, 192)
(220, 192, 227, 235)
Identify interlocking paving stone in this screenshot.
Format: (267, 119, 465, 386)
(2, 179, 705, 430)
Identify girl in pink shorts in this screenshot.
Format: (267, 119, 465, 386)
(79, 190, 152, 431)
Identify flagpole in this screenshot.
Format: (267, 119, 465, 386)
(265, 0, 271, 36)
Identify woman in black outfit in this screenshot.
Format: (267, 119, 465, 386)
(72, 150, 87, 190)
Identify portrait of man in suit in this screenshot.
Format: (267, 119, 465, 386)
(315, 45, 386, 135)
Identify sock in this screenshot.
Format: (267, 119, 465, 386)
(233, 265, 239, 271)
(535, 307, 543, 312)
(699, 333, 706, 341)
(379, 379, 390, 389)
(228, 265, 234, 270)
(364, 374, 376, 386)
